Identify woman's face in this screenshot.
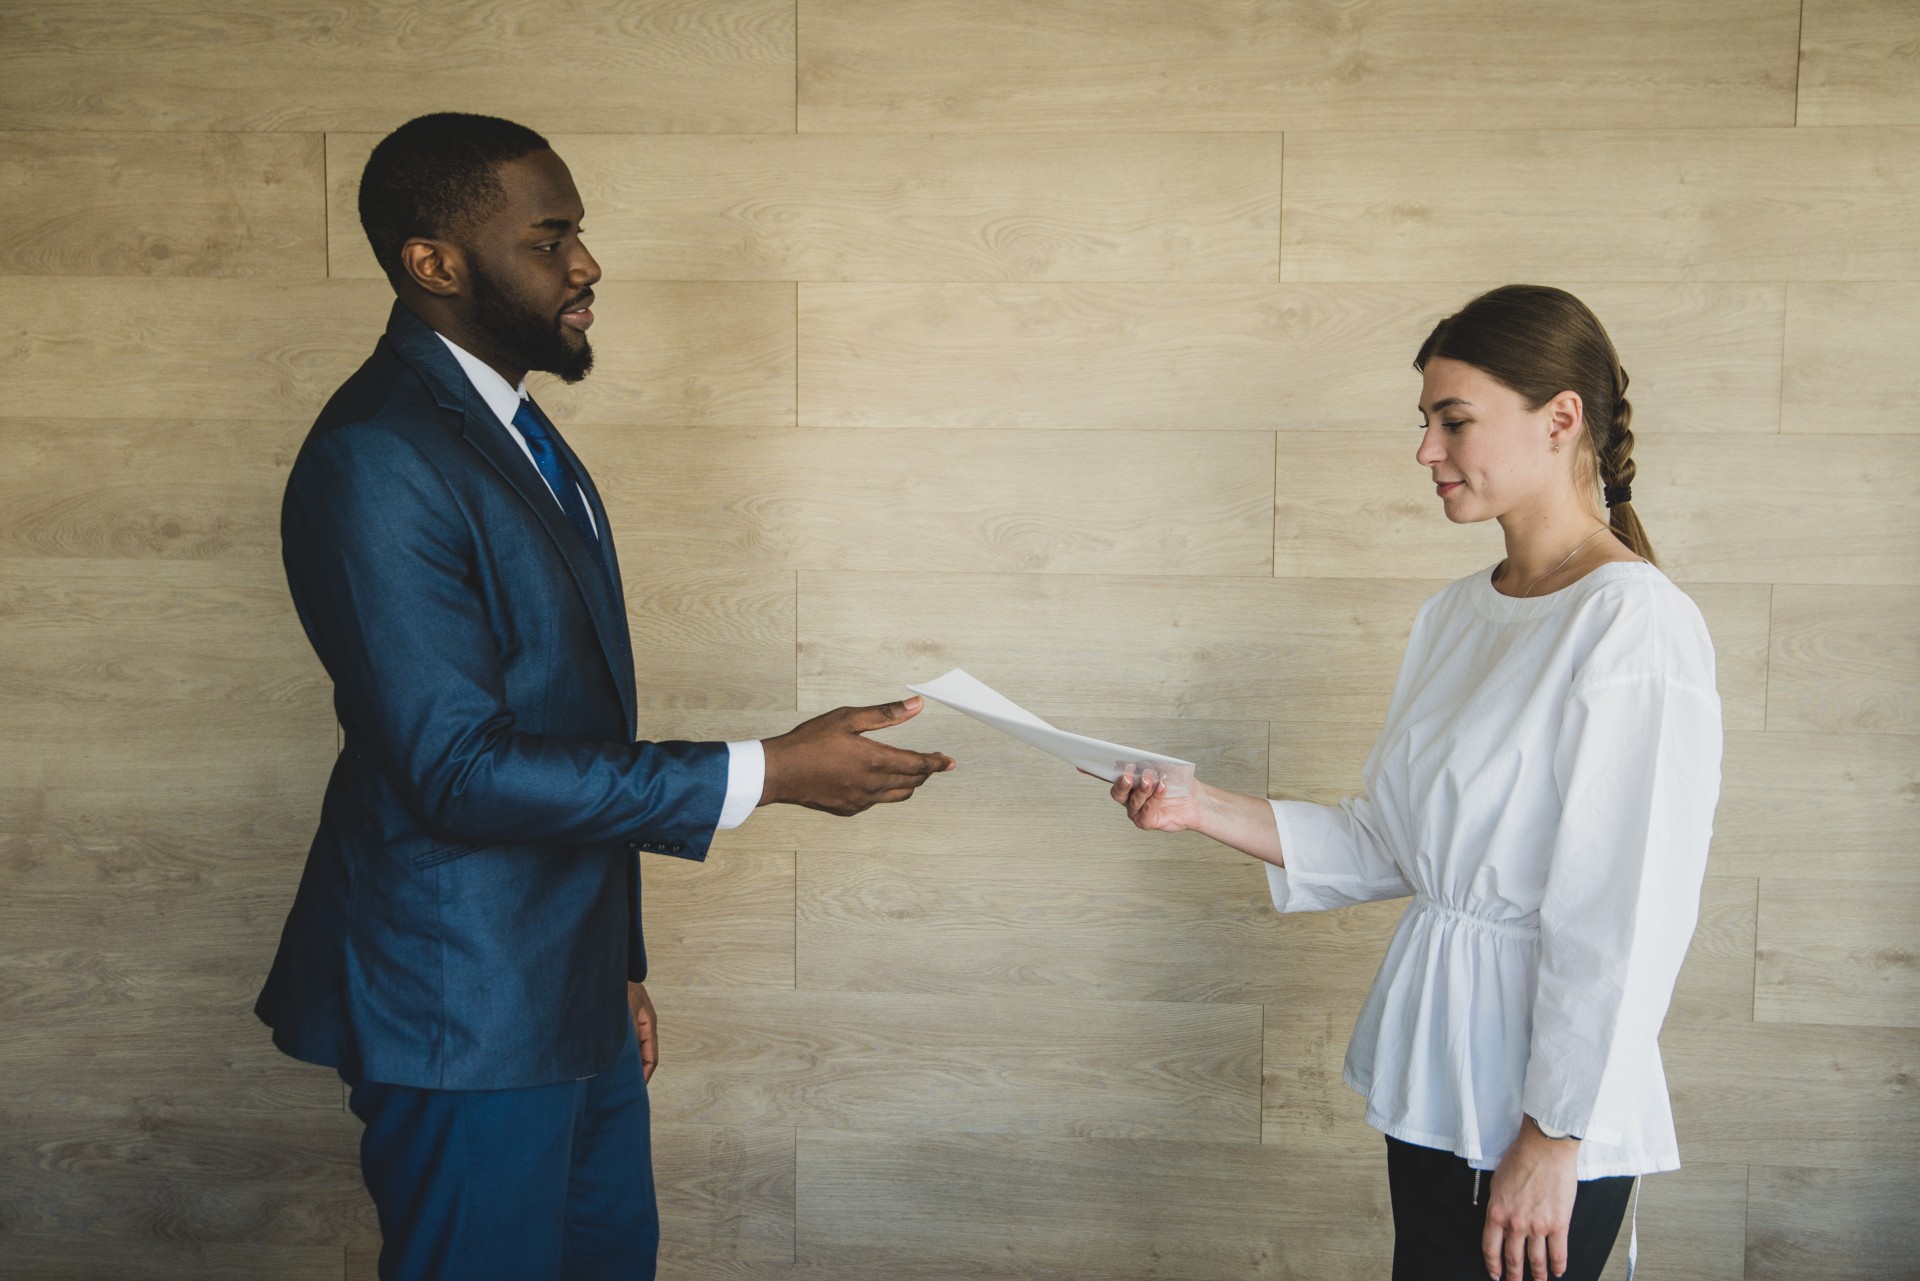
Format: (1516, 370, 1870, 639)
(1415, 357, 1578, 526)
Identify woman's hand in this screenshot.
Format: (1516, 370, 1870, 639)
(1109, 768, 1205, 833)
(1482, 1118, 1580, 1280)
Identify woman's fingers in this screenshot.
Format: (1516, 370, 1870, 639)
(1528, 1232, 1549, 1281)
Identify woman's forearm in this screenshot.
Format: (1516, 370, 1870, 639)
(1192, 781, 1286, 867)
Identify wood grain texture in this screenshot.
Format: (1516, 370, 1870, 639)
(1744, 1165, 1920, 1280)
(0, 0, 794, 133)
(645, 986, 1262, 1141)
(653, 1124, 796, 1264)
(1713, 731, 1920, 878)
(0, 1239, 345, 1281)
(0, 132, 325, 278)
(1782, 281, 1920, 433)
(0, 560, 323, 706)
(329, 132, 1283, 282)
(799, 282, 1784, 432)
(0, 1102, 372, 1245)
(1664, 1021, 1920, 1166)
(0, 420, 301, 561)
(798, 0, 1799, 133)
(1767, 584, 1920, 733)
(1756, 879, 1919, 1027)
(0, 278, 794, 427)
(1596, 1162, 1751, 1281)
(1797, 0, 1920, 126)
(580, 426, 1276, 576)
(1282, 128, 1920, 282)
(623, 569, 797, 711)
(797, 572, 1772, 728)
(1277, 432, 1920, 584)
(645, 850, 796, 990)
(795, 1131, 1391, 1279)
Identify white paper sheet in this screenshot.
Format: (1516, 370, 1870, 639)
(906, 668, 1196, 797)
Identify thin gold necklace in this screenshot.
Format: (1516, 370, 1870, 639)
(1506, 525, 1608, 598)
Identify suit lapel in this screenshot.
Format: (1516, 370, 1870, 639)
(382, 304, 638, 738)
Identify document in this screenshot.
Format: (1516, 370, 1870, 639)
(906, 668, 1196, 797)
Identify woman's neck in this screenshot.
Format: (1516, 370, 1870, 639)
(1495, 502, 1611, 596)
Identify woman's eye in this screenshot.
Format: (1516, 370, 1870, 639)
(1443, 420, 1466, 432)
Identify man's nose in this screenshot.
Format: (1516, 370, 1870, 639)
(571, 244, 601, 288)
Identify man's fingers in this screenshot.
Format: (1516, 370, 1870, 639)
(844, 697, 923, 733)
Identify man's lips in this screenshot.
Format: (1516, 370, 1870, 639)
(561, 295, 594, 331)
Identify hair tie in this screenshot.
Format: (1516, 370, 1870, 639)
(1604, 484, 1632, 508)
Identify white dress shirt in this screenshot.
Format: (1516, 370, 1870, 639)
(436, 333, 764, 831)
(1266, 561, 1722, 1178)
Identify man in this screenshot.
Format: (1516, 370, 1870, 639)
(254, 113, 953, 1281)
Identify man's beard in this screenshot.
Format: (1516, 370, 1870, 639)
(467, 257, 594, 384)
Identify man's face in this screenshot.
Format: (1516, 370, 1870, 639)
(461, 149, 601, 384)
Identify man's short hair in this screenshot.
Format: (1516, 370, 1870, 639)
(358, 113, 550, 289)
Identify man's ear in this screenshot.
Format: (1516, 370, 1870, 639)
(399, 238, 463, 298)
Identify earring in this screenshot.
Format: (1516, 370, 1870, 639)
(1551, 441, 1561, 453)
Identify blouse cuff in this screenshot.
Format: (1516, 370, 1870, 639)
(1264, 799, 1406, 913)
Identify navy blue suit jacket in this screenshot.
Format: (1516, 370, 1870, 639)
(257, 302, 728, 1091)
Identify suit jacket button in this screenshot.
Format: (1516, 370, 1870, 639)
(670, 843, 684, 854)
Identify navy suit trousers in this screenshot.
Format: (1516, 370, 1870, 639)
(347, 1033, 657, 1281)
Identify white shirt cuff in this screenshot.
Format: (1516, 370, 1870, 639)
(716, 739, 765, 831)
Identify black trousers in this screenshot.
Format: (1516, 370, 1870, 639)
(1385, 1136, 1634, 1281)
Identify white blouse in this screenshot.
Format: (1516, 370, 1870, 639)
(1267, 561, 1722, 1178)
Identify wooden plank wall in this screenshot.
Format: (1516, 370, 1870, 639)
(2, 2, 1917, 1277)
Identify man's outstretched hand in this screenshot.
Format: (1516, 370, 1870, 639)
(760, 697, 954, 816)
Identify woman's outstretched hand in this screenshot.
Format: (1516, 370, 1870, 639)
(1109, 767, 1205, 833)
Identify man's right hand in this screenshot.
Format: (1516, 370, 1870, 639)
(760, 697, 955, 816)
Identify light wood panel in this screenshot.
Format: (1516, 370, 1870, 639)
(795, 1131, 1390, 1279)
(0, 1102, 372, 1244)
(0, 559, 322, 706)
(1756, 880, 1920, 1027)
(1282, 128, 1920, 282)
(3, 1240, 345, 1281)
(329, 132, 1283, 283)
(584, 426, 1276, 577)
(798, 282, 1785, 432)
(653, 1123, 796, 1264)
(644, 849, 796, 990)
(1767, 584, 1920, 733)
(1664, 1021, 1920, 1166)
(1713, 731, 1920, 879)
(646, 986, 1262, 1141)
(0, 278, 795, 427)
(797, 572, 1772, 728)
(1782, 282, 1920, 433)
(1744, 1165, 1920, 1280)
(0, 420, 300, 562)
(0, 132, 325, 278)
(623, 569, 797, 711)
(0, 0, 795, 133)
(1276, 433, 1920, 585)
(1597, 1162, 1751, 1281)
(798, 0, 1799, 133)
(1797, 0, 1920, 126)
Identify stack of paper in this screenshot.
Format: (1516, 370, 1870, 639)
(906, 668, 1196, 797)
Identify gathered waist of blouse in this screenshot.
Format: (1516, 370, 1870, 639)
(1409, 893, 1540, 942)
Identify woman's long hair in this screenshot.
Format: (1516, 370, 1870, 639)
(1414, 285, 1655, 565)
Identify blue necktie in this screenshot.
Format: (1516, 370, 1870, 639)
(511, 399, 600, 550)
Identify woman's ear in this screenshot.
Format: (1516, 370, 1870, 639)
(1545, 389, 1584, 451)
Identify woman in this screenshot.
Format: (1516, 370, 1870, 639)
(1107, 285, 1721, 1281)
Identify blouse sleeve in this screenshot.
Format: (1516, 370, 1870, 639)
(1521, 670, 1723, 1144)
(1263, 794, 1416, 913)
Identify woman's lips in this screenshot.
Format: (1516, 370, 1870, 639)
(1436, 481, 1463, 497)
